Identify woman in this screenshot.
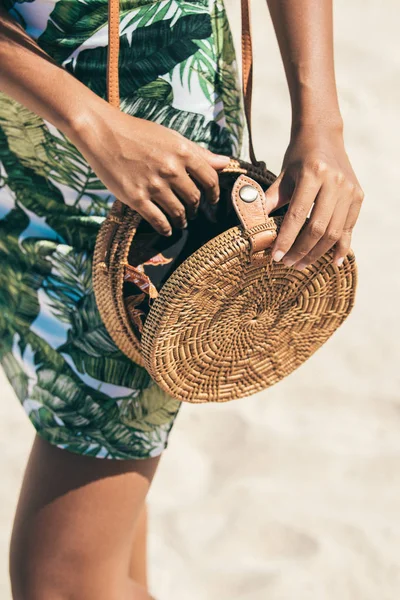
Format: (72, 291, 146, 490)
(0, 0, 364, 598)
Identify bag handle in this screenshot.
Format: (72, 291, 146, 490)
(106, 0, 258, 164)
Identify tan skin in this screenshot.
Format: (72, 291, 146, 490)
(9, 435, 159, 600)
(265, 0, 365, 269)
(0, 0, 364, 598)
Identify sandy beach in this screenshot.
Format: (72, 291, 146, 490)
(1, 0, 399, 598)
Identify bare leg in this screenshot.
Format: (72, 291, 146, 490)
(129, 502, 149, 588)
(9, 434, 162, 600)
(129, 500, 158, 600)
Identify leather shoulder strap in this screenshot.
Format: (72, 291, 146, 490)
(107, 0, 120, 107)
(240, 0, 257, 165)
(106, 0, 258, 163)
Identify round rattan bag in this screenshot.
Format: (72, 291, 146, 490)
(92, 0, 358, 403)
(93, 157, 358, 403)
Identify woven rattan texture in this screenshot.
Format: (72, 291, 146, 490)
(141, 223, 357, 403)
(92, 201, 145, 366)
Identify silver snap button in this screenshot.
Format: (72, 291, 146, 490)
(239, 184, 258, 203)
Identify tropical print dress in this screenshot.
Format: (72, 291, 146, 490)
(0, 0, 244, 459)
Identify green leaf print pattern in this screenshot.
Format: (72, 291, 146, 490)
(0, 0, 244, 459)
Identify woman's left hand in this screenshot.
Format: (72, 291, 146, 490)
(264, 124, 365, 269)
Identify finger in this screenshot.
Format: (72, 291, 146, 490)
(151, 187, 188, 229)
(264, 170, 293, 214)
(331, 190, 363, 264)
(331, 230, 352, 267)
(170, 173, 201, 220)
(292, 194, 352, 270)
(271, 173, 321, 262)
(195, 145, 231, 170)
(186, 153, 220, 205)
(279, 181, 338, 267)
(134, 200, 172, 237)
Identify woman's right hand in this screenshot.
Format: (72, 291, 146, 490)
(70, 105, 231, 236)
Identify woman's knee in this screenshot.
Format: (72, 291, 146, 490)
(10, 513, 152, 600)
(10, 547, 146, 600)
(10, 535, 103, 600)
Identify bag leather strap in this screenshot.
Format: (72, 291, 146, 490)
(106, 0, 258, 164)
(232, 174, 277, 264)
(107, 0, 120, 108)
(240, 0, 257, 165)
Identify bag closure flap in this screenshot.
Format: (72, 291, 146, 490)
(232, 174, 277, 264)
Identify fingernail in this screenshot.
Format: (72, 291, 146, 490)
(165, 230, 172, 237)
(336, 256, 344, 267)
(181, 221, 188, 229)
(272, 250, 285, 262)
(282, 257, 296, 267)
(294, 261, 308, 271)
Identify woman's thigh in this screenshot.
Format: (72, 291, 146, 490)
(10, 434, 161, 600)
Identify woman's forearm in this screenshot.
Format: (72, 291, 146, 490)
(0, 5, 111, 140)
(266, 0, 344, 134)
